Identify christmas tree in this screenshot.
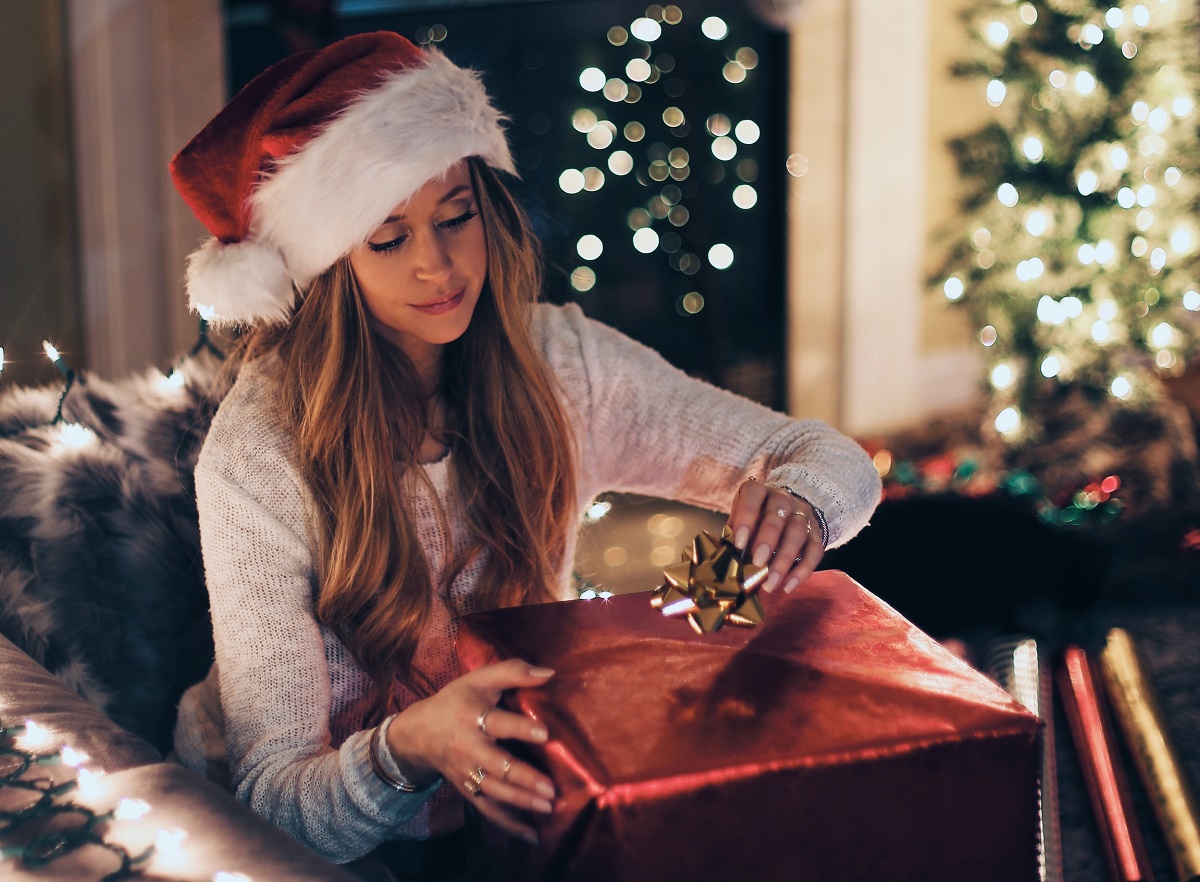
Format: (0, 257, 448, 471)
(935, 0, 1200, 447)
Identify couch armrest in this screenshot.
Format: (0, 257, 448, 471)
(0, 633, 160, 771)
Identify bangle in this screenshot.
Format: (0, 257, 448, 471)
(768, 485, 829, 548)
(369, 714, 438, 793)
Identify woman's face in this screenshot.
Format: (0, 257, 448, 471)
(347, 161, 488, 372)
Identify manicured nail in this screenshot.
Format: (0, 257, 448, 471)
(763, 572, 781, 593)
(533, 798, 554, 813)
(752, 543, 771, 568)
(531, 726, 548, 742)
(734, 526, 750, 550)
(522, 830, 539, 845)
(783, 577, 801, 594)
(536, 781, 556, 799)
(530, 667, 555, 678)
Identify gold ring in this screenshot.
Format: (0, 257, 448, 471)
(465, 766, 486, 797)
(477, 708, 492, 736)
(792, 511, 812, 533)
(501, 758, 512, 783)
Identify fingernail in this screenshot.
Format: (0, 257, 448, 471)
(783, 577, 801, 594)
(533, 798, 554, 813)
(522, 830, 540, 845)
(734, 526, 750, 550)
(763, 571, 781, 593)
(530, 667, 555, 678)
(536, 781, 556, 799)
(531, 726, 548, 742)
(752, 543, 771, 568)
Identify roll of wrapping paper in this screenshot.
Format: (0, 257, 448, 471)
(1101, 628, 1200, 882)
(986, 636, 1063, 882)
(1058, 645, 1154, 882)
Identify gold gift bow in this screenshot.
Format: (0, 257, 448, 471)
(650, 525, 769, 633)
(1100, 627, 1200, 882)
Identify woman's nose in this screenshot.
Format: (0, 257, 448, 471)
(412, 230, 453, 281)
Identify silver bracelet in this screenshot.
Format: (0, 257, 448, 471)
(369, 713, 437, 793)
(768, 484, 829, 548)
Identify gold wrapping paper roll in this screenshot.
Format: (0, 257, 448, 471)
(1101, 628, 1200, 882)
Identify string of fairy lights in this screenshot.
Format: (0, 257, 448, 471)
(556, 4, 768, 317)
(935, 0, 1200, 443)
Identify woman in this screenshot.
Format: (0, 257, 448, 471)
(169, 30, 881, 876)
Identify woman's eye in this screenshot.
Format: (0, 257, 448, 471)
(368, 235, 407, 254)
(441, 209, 478, 230)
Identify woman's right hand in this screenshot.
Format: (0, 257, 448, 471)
(384, 659, 557, 843)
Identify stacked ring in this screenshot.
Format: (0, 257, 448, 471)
(465, 766, 486, 797)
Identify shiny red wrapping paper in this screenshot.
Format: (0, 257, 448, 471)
(457, 571, 1042, 882)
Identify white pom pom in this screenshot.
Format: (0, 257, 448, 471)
(184, 237, 295, 327)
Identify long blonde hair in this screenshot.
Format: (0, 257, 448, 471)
(236, 159, 576, 718)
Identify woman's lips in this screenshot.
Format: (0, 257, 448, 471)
(411, 288, 465, 315)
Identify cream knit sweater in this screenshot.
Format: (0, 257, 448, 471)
(173, 303, 881, 863)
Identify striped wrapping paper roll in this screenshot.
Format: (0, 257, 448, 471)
(1059, 645, 1154, 882)
(1100, 628, 1200, 882)
(986, 635, 1063, 882)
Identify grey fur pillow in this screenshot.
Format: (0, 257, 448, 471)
(0, 350, 229, 753)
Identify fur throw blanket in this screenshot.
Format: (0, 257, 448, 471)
(0, 352, 231, 753)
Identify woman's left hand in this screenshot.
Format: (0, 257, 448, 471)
(726, 479, 824, 595)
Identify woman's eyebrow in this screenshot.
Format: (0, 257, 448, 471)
(380, 185, 472, 224)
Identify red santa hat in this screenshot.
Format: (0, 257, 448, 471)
(170, 31, 514, 327)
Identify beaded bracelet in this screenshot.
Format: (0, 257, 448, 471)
(369, 713, 439, 793)
(767, 484, 829, 549)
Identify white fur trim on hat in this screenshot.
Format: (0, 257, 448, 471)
(185, 237, 295, 328)
(251, 48, 514, 297)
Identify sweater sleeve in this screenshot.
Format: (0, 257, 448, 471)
(193, 373, 436, 863)
(539, 304, 881, 548)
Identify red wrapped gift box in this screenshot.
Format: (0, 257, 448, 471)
(457, 570, 1041, 882)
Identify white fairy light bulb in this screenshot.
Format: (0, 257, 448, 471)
(114, 798, 152, 821)
(19, 720, 53, 750)
(1076, 70, 1097, 95)
(1023, 136, 1045, 162)
(630, 17, 661, 42)
(997, 183, 1019, 207)
(995, 407, 1021, 436)
(987, 21, 1010, 45)
(576, 235, 603, 261)
(60, 746, 89, 767)
(585, 500, 612, 522)
(708, 244, 734, 269)
(1110, 145, 1130, 169)
(196, 303, 216, 322)
(1111, 376, 1132, 398)
(1106, 7, 1125, 27)
(1117, 187, 1137, 208)
(1079, 243, 1097, 264)
(1077, 170, 1099, 196)
(632, 228, 659, 253)
(75, 767, 106, 802)
(1184, 290, 1200, 310)
(42, 341, 60, 363)
(1041, 355, 1062, 378)
(579, 68, 606, 92)
(154, 828, 189, 868)
(987, 79, 1007, 106)
(944, 276, 965, 300)
(56, 424, 97, 449)
(1026, 210, 1049, 236)
(991, 363, 1015, 389)
(1151, 322, 1174, 348)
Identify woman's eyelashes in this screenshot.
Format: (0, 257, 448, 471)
(367, 208, 479, 254)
